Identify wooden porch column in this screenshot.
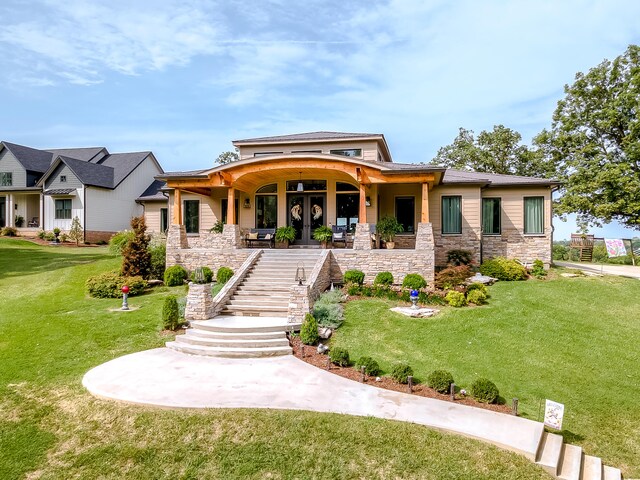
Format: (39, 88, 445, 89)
(172, 188, 182, 224)
(359, 183, 367, 223)
(227, 187, 236, 225)
(421, 183, 430, 223)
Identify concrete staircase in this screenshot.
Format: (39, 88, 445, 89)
(535, 431, 622, 480)
(167, 249, 324, 358)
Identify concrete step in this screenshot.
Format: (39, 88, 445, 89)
(185, 329, 285, 340)
(192, 317, 293, 333)
(536, 432, 564, 476)
(222, 306, 289, 316)
(228, 300, 289, 307)
(175, 334, 289, 349)
(236, 285, 291, 293)
(580, 455, 602, 480)
(558, 444, 583, 480)
(603, 465, 622, 480)
(166, 341, 292, 358)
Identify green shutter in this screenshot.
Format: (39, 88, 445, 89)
(524, 197, 544, 234)
(442, 196, 461, 234)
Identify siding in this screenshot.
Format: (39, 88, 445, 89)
(44, 163, 83, 189)
(0, 149, 27, 188)
(481, 186, 552, 233)
(167, 191, 218, 232)
(85, 156, 162, 232)
(43, 188, 84, 231)
(144, 202, 166, 233)
(238, 140, 381, 162)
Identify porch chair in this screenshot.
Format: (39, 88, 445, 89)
(332, 225, 347, 248)
(27, 217, 39, 228)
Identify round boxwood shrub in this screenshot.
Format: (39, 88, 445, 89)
(346, 283, 361, 296)
(390, 363, 414, 384)
(428, 370, 455, 393)
(162, 295, 180, 330)
(356, 356, 381, 376)
(479, 257, 527, 281)
(300, 313, 319, 345)
(344, 269, 365, 286)
(470, 378, 500, 404)
(466, 282, 488, 296)
(467, 289, 487, 305)
(216, 266, 234, 284)
(445, 290, 467, 307)
(402, 273, 427, 290)
(164, 265, 188, 287)
(329, 347, 350, 366)
(191, 266, 213, 283)
(86, 272, 147, 298)
(373, 271, 394, 286)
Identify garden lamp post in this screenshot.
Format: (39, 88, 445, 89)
(410, 289, 419, 310)
(121, 285, 130, 311)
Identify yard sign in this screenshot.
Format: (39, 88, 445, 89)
(543, 399, 565, 430)
(604, 238, 627, 258)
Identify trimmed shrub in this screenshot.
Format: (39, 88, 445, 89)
(373, 271, 394, 286)
(216, 266, 234, 284)
(109, 230, 134, 254)
(191, 266, 213, 284)
(1, 227, 18, 237)
(434, 265, 472, 290)
(300, 313, 319, 345)
(356, 356, 381, 376)
(361, 285, 373, 297)
(480, 257, 527, 281)
(346, 283, 361, 296)
(43, 232, 55, 241)
(164, 265, 188, 287)
(313, 303, 344, 329)
(329, 347, 350, 366)
(446, 249, 473, 266)
(373, 285, 389, 298)
(344, 269, 365, 286)
(466, 282, 488, 296)
(121, 216, 151, 279)
(390, 363, 414, 384)
(37, 230, 46, 240)
(177, 296, 187, 319)
(467, 289, 487, 305)
(445, 290, 467, 307)
(531, 259, 546, 278)
(162, 295, 180, 330)
(419, 291, 447, 305)
(402, 273, 427, 290)
(86, 272, 147, 298)
(148, 243, 166, 280)
(470, 378, 500, 404)
(428, 370, 454, 393)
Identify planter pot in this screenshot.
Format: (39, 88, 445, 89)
(276, 240, 290, 249)
(386, 241, 395, 249)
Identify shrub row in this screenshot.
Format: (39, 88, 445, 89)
(162, 265, 234, 287)
(86, 272, 148, 298)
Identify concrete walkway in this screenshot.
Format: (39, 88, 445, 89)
(83, 348, 544, 461)
(555, 261, 640, 279)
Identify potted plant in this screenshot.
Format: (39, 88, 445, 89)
(275, 226, 296, 248)
(209, 220, 224, 234)
(53, 227, 61, 243)
(313, 225, 333, 248)
(376, 216, 404, 249)
(14, 215, 24, 228)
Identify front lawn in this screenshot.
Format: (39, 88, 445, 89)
(0, 238, 550, 479)
(331, 272, 640, 477)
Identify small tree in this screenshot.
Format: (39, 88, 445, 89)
(163, 295, 180, 330)
(68, 216, 83, 246)
(121, 216, 151, 279)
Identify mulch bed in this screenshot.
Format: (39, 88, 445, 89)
(290, 336, 511, 414)
(15, 237, 103, 247)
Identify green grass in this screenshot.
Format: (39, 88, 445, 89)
(332, 273, 640, 477)
(0, 238, 552, 479)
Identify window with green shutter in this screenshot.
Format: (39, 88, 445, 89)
(524, 197, 544, 234)
(441, 196, 462, 234)
(482, 198, 501, 235)
(0, 172, 12, 186)
(54, 199, 72, 219)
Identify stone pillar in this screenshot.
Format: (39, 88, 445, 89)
(167, 224, 188, 249)
(222, 223, 241, 248)
(288, 284, 310, 324)
(184, 283, 215, 321)
(415, 222, 434, 250)
(352, 223, 373, 250)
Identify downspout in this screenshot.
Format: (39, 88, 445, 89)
(83, 187, 87, 244)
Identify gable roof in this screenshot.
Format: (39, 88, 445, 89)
(99, 151, 152, 185)
(53, 156, 115, 188)
(233, 131, 383, 144)
(1, 141, 53, 173)
(46, 147, 107, 162)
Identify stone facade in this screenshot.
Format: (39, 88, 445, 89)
(287, 284, 310, 324)
(167, 224, 188, 249)
(434, 228, 482, 267)
(184, 283, 215, 321)
(482, 229, 552, 265)
(331, 250, 434, 284)
(308, 250, 332, 302)
(352, 223, 373, 250)
(388, 234, 416, 249)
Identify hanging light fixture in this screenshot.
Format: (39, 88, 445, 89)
(296, 171, 304, 192)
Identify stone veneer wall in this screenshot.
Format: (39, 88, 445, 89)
(184, 283, 215, 321)
(482, 229, 552, 265)
(330, 250, 435, 284)
(352, 223, 373, 250)
(210, 250, 261, 317)
(433, 229, 482, 267)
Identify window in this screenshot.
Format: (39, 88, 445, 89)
(291, 150, 322, 154)
(253, 152, 283, 157)
(60, 175, 67, 183)
(0, 172, 12, 186)
(395, 197, 415, 233)
(336, 182, 358, 192)
(330, 149, 362, 157)
(55, 199, 72, 219)
(482, 198, 501, 235)
(221, 199, 239, 225)
(441, 196, 462, 234)
(336, 193, 359, 232)
(160, 208, 168, 233)
(524, 197, 544, 234)
(183, 200, 199, 233)
(256, 183, 277, 194)
(286, 180, 326, 191)
(255, 195, 277, 229)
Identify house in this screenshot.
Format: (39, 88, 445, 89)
(0, 141, 164, 242)
(155, 131, 558, 288)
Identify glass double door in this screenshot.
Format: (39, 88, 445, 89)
(287, 193, 325, 245)
(0, 197, 5, 228)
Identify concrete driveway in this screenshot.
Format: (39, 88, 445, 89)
(555, 261, 640, 279)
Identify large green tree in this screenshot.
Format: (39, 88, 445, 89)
(433, 125, 555, 178)
(535, 44, 640, 229)
(215, 150, 239, 165)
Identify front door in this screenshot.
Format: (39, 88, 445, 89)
(0, 197, 5, 228)
(287, 193, 326, 245)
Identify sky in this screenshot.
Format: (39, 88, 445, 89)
(0, 0, 639, 240)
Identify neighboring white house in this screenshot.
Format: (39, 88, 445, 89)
(0, 141, 164, 242)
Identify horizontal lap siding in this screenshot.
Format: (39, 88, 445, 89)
(0, 149, 27, 187)
(44, 164, 83, 189)
(238, 140, 380, 162)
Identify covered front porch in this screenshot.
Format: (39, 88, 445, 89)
(0, 189, 42, 233)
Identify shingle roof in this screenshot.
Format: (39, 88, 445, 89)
(99, 152, 151, 186)
(137, 179, 167, 201)
(2, 141, 53, 173)
(57, 156, 114, 188)
(233, 131, 383, 144)
(442, 169, 559, 186)
(46, 147, 106, 162)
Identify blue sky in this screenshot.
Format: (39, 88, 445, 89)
(1, 0, 639, 240)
